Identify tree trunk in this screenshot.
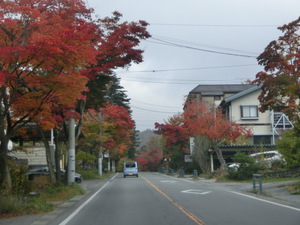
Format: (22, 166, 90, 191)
(38, 126, 56, 183)
(54, 129, 63, 183)
(193, 136, 211, 175)
(0, 139, 12, 192)
(212, 141, 226, 171)
(75, 100, 86, 141)
(0, 115, 12, 192)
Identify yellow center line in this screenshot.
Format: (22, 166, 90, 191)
(140, 174, 205, 225)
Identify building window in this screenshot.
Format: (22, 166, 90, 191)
(253, 135, 272, 145)
(214, 96, 221, 101)
(241, 105, 258, 119)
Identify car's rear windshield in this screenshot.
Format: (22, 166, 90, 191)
(125, 162, 136, 168)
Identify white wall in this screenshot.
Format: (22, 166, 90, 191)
(229, 89, 272, 136)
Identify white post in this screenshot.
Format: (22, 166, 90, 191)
(271, 110, 276, 145)
(210, 152, 214, 172)
(108, 158, 111, 172)
(50, 129, 54, 145)
(68, 117, 75, 185)
(98, 155, 102, 177)
(112, 160, 115, 173)
(98, 112, 103, 176)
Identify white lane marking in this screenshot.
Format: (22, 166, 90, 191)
(59, 173, 118, 225)
(155, 172, 194, 183)
(161, 180, 177, 183)
(182, 189, 212, 195)
(230, 191, 300, 212)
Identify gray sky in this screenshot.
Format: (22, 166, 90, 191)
(87, 0, 300, 131)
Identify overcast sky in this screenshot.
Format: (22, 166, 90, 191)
(87, 0, 300, 132)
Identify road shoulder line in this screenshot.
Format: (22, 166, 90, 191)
(230, 191, 300, 212)
(58, 173, 118, 225)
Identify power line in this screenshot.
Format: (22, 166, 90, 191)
(131, 99, 180, 109)
(121, 77, 253, 85)
(151, 35, 259, 55)
(131, 106, 179, 114)
(117, 64, 258, 73)
(149, 37, 257, 58)
(150, 23, 279, 27)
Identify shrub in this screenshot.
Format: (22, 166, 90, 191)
(227, 152, 261, 180)
(277, 128, 300, 169)
(9, 160, 30, 196)
(78, 169, 101, 180)
(29, 176, 53, 193)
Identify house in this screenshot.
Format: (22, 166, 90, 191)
(187, 84, 255, 106)
(187, 84, 293, 170)
(220, 85, 293, 145)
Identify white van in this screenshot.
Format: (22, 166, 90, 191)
(123, 161, 138, 178)
(249, 150, 286, 169)
(228, 150, 286, 170)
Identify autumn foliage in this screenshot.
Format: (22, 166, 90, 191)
(183, 100, 252, 143)
(154, 100, 252, 171)
(101, 103, 135, 158)
(80, 103, 135, 161)
(136, 150, 163, 171)
(0, 0, 150, 189)
(253, 17, 300, 119)
(154, 122, 189, 152)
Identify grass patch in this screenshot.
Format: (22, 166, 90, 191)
(0, 177, 85, 218)
(263, 177, 300, 183)
(78, 170, 101, 180)
(217, 176, 300, 183)
(216, 177, 252, 183)
(40, 183, 85, 202)
(286, 181, 300, 195)
(0, 195, 54, 218)
(78, 170, 114, 180)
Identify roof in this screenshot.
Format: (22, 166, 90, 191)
(222, 85, 261, 104)
(189, 84, 255, 95)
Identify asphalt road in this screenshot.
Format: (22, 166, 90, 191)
(45, 172, 300, 225)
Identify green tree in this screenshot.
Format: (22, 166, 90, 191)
(277, 121, 300, 168)
(105, 74, 131, 110)
(227, 152, 261, 180)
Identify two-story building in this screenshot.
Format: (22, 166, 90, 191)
(187, 84, 293, 170)
(220, 85, 293, 145)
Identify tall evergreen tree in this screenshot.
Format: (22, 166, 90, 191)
(105, 74, 131, 110)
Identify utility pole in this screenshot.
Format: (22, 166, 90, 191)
(98, 112, 103, 177)
(68, 117, 75, 185)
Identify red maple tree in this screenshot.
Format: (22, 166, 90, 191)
(0, 0, 151, 188)
(0, 0, 98, 188)
(183, 100, 252, 170)
(253, 17, 300, 119)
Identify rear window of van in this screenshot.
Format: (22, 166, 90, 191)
(125, 162, 137, 168)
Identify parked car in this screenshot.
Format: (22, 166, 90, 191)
(228, 150, 286, 170)
(28, 164, 83, 183)
(249, 150, 286, 169)
(123, 161, 138, 178)
(227, 162, 240, 170)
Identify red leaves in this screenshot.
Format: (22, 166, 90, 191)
(85, 11, 151, 80)
(253, 17, 300, 118)
(183, 100, 251, 143)
(155, 122, 189, 151)
(100, 103, 135, 158)
(136, 150, 162, 171)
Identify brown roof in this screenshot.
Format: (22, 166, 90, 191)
(189, 84, 254, 95)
